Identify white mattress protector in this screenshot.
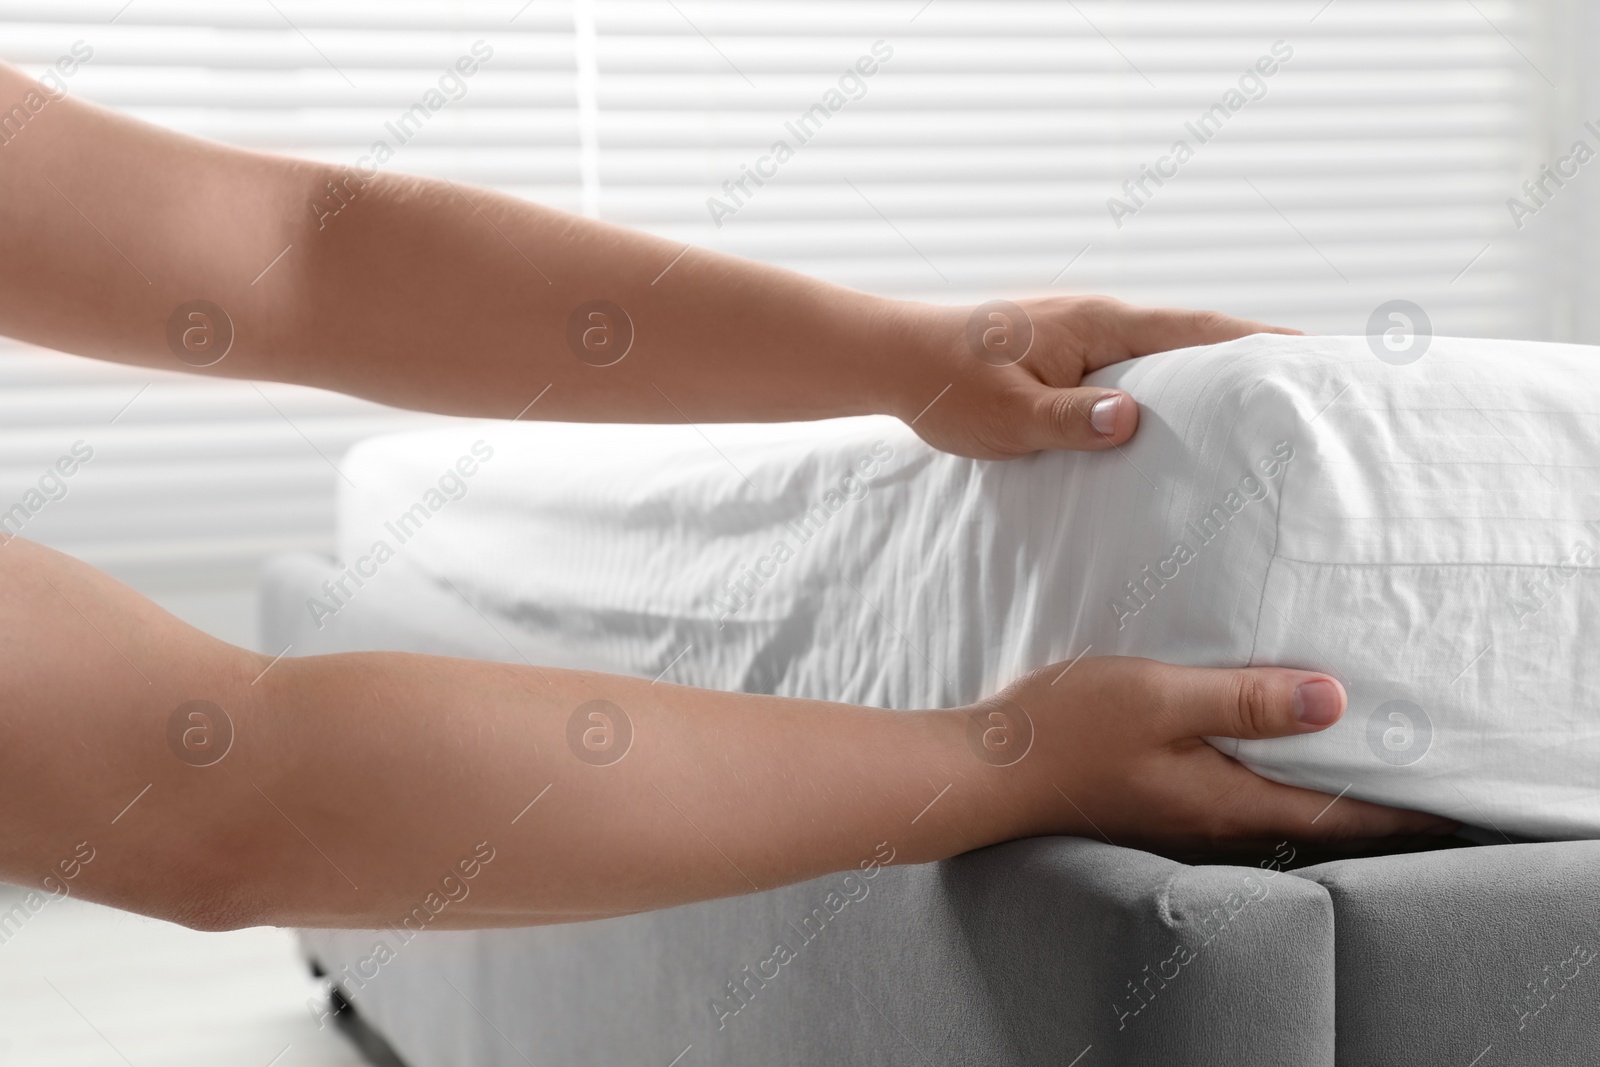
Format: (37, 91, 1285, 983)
(330, 333, 1600, 839)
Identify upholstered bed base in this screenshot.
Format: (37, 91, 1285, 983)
(264, 551, 1600, 1066)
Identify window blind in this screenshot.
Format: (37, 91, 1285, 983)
(592, 0, 1553, 330)
(0, 0, 580, 586)
(0, 0, 1567, 589)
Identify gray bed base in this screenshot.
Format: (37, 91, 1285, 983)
(263, 551, 1600, 1066)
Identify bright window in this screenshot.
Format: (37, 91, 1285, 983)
(0, 0, 1564, 618)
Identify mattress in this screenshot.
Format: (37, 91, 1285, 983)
(323, 332, 1600, 839)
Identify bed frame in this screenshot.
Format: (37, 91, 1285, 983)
(264, 550, 1600, 1066)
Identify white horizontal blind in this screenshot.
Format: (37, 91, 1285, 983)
(0, 0, 580, 584)
(0, 0, 1570, 587)
(596, 0, 1553, 333)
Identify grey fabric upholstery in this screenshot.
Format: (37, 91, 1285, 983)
(299, 838, 1336, 1067)
(1292, 842, 1600, 1066)
(263, 551, 1600, 1066)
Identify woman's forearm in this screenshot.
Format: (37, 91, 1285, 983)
(1, 59, 1302, 458)
(245, 654, 1010, 928)
(294, 177, 921, 424)
(0, 61, 923, 425)
(0, 536, 1017, 930)
(0, 535, 1451, 933)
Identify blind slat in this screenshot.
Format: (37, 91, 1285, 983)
(0, 0, 1558, 586)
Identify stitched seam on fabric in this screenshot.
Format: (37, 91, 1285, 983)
(1269, 557, 1600, 571)
(1244, 377, 1286, 674)
(1180, 363, 1278, 634)
(1154, 870, 1179, 930)
(1246, 487, 1282, 674)
(1279, 869, 1341, 1064)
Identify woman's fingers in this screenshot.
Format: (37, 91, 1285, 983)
(906, 296, 1302, 459)
(1001, 385, 1139, 452)
(1081, 301, 1303, 367)
(1148, 663, 1349, 741)
(1143, 661, 1461, 842)
(1000, 656, 1461, 852)
(1202, 758, 1460, 842)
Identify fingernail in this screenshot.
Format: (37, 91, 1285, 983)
(1090, 394, 1122, 435)
(1292, 679, 1343, 726)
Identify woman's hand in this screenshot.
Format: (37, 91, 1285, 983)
(891, 296, 1299, 460)
(964, 656, 1457, 858)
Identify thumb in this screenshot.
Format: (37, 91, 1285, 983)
(1170, 666, 1347, 741)
(1011, 386, 1139, 453)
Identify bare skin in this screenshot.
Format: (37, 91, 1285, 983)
(0, 62, 1281, 456)
(0, 64, 1455, 931)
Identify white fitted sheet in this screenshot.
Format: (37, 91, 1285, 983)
(332, 333, 1600, 838)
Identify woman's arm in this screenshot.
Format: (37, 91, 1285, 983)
(0, 61, 1287, 459)
(0, 61, 1447, 931)
(0, 536, 1452, 932)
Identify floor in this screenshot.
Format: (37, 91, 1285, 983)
(0, 883, 370, 1067)
(0, 582, 376, 1066)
